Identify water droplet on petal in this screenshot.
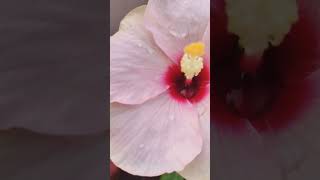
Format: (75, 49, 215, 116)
(146, 47, 154, 54)
(135, 41, 154, 54)
(169, 114, 175, 120)
(139, 144, 145, 148)
(169, 29, 188, 39)
(137, 42, 143, 47)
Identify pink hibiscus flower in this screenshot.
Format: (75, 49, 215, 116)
(212, 0, 320, 179)
(110, 0, 210, 179)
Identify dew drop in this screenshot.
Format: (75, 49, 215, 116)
(139, 144, 145, 148)
(169, 30, 187, 39)
(146, 47, 154, 54)
(137, 42, 143, 47)
(136, 41, 154, 54)
(169, 114, 175, 120)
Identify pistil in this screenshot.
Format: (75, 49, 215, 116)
(180, 42, 205, 80)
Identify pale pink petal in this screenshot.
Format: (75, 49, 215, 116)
(110, 93, 202, 176)
(203, 23, 210, 62)
(144, 0, 210, 61)
(212, 119, 281, 180)
(0, 129, 106, 180)
(111, 6, 171, 104)
(179, 96, 210, 180)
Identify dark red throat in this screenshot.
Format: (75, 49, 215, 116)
(165, 63, 210, 104)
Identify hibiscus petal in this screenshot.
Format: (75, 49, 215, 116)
(203, 23, 211, 63)
(110, 93, 202, 176)
(111, 6, 171, 104)
(179, 96, 210, 180)
(0, 129, 106, 179)
(144, 0, 210, 61)
(212, 119, 282, 180)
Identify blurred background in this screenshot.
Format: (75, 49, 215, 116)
(0, 0, 108, 179)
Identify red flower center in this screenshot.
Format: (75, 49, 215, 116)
(165, 60, 210, 104)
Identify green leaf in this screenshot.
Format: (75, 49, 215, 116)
(160, 172, 184, 180)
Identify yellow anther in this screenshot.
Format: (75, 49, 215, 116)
(181, 42, 205, 80)
(184, 42, 205, 58)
